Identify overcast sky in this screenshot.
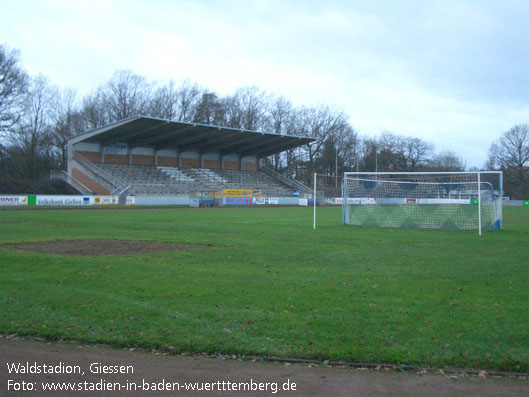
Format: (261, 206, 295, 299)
(2, 0, 528, 167)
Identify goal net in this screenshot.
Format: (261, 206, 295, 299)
(342, 172, 502, 234)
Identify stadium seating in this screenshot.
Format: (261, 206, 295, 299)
(215, 169, 293, 196)
(92, 164, 300, 196)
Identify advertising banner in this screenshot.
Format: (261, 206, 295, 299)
(348, 198, 376, 205)
(298, 198, 308, 206)
(523, 200, 529, 206)
(92, 196, 119, 205)
(0, 195, 28, 206)
(266, 197, 279, 205)
(36, 196, 90, 206)
(224, 197, 252, 205)
(126, 196, 135, 206)
(102, 142, 127, 155)
(222, 189, 261, 197)
(418, 198, 472, 205)
(253, 197, 266, 205)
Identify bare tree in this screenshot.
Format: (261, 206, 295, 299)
(359, 137, 378, 172)
(335, 126, 358, 171)
(150, 79, 201, 122)
(266, 96, 293, 170)
(80, 89, 110, 129)
(377, 132, 405, 170)
(428, 150, 466, 171)
(490, 124, 529, 170)
(10, 75, 56, 182)
(291, 105, 353, 185)
(374, 132, 433, 171)
(222, 95, 242, 128)
(51, 87, 83, 169)
(193, 92, 227, 125)
(149, 80, 178, 120)
(103, 70, 152, 121)
(234, 86, 271, 131)
(0, 45, 28, 135)
(488, 124, 529, 198)
(401, 136, 433, 169)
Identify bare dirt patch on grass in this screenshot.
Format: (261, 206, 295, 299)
(4, 239, 204, 256)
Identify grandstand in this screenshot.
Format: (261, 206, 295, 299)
(61, 116, 314, 201)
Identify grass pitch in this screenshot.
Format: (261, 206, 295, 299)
(1, 206, 528, 372)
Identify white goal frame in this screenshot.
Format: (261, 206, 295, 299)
(342, 171, 503, 235)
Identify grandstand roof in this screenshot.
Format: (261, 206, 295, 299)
(69, 116, 315, 157)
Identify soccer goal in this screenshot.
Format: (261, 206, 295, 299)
(342, 172, 503, 235)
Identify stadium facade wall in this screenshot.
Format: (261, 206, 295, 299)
(75, 142, 100, 151)
(157, 156, 178, 167)
(179, 151, 200, 168)
(77, 151, 101, 163)
(242, 162, 258, 171)
(203, 159, 220, 169)
(180, 157, 200, 168)
(241, 155, 257, 171)
(104, 154, 128, 164)
(223, 161, 240, 170)
(131, 147, 154, 156)
(156, 149, 177, 167)
(157, 149, 177, 157)
(131, 154, 155, 165)
(72, 142, 258, 171)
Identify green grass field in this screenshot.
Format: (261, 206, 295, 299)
(1, 206, 528, 372)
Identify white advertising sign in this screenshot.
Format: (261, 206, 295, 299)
(36, 196, 90, 206)
(0, 195, 28, 206)
(298, 198, 308, 206)
(348, 197, 376, 205)
(102, 143, 127, 155)
(416, 198, 471, 205)
(253, 197, 266, 205)
(92, 196, 119, 205)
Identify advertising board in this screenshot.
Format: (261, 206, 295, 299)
(224, 197, 252, 205)
(36, 196, 90, 206)
(92, 196, 119, 205)
(0, 196, 27, 206)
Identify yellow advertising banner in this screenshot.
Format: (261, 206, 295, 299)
(222, 189, 261, 197)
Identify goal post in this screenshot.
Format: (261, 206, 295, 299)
(342, 171, 503, 235)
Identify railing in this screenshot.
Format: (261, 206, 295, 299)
(49, 170, 92, 194)
(72, 152, 124, 192)
(260, 166, 311, 192)
(190, 168, 226, 189)
(158, 167, 195, 183)
(113, 185, 132, 205)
